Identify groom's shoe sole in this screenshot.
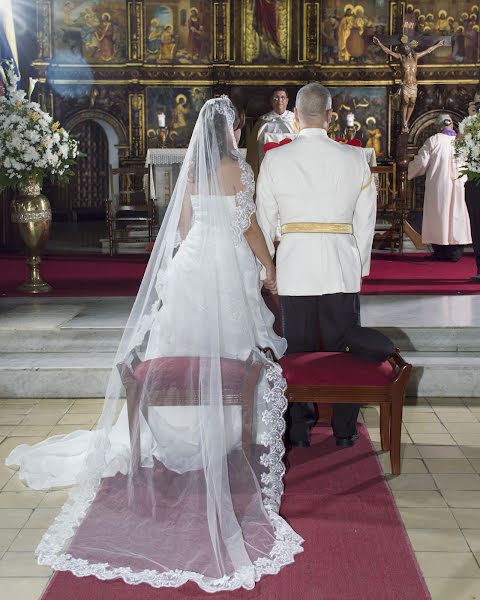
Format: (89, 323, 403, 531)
(335, 431, 360, 449)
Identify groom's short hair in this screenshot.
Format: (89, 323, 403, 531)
(296, 83, 332, 120)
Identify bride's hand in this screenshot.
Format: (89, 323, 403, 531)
(263, 265, 278, 295)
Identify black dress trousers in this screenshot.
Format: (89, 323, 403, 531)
(465, 181, 480, 275)
(279, 293, 361, 442)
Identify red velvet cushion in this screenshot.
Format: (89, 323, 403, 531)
(279, 352, 395, 387)
(133, 356, 249, 391)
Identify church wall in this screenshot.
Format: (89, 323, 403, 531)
(6, 0, 479, 227)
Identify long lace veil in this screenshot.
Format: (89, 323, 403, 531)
(30, 96, 303, 591)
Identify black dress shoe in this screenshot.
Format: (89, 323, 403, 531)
(290, 440, 310, 448)
(335, 431, 360, 448)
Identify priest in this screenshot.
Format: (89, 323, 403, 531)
(246, 87, 296, 178)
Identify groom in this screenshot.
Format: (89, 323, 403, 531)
(256, 82, 377, 448)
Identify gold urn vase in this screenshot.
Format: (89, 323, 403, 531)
(11, 178, 52, 293)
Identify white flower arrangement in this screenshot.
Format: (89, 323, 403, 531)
(0, 60, 79, 191)
(455, 113, 480, 185)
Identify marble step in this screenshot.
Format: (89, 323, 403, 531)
(1, 326, 478, 354)
(0, 351, 479, 399)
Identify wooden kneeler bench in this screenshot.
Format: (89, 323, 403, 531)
(278, 351, 412, 475)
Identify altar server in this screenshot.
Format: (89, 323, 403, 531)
(408, 113, 472, 262)
(256, 82, 377, 448)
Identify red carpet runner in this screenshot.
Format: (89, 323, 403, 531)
(41, 426, 429, 600)
(1, 253, 479, 296)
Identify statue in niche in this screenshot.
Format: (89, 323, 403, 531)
(252, 0, 281, 61)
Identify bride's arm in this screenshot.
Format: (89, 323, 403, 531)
(243, 214, 277, 294)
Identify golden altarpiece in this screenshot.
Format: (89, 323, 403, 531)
(2, 0, 480, 250)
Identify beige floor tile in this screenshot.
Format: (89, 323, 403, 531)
(0, 529, 19, 555)
(429, 397, 465, 406)
(400, 444, 422, 459)
(416, 551, 480, 578)
(453, 434, 480, 447)
(461, 446, 480, 459)
(0, 552, 52, 577)
(0, 492, 45, 510)
(33, 400, 73, 409)
(38, 491, 69, 508)
(402, 412, 440, 423)
(0, 406, 33, 415)
(8, 529, 44, 552)
(0, 577, 49, 600)
(463, 529, 480, 553)
(58, 413, 97, 426)
(405, 422, 448, 434)
(0, 509, 32, 529)
(443, 491, 480, 508)
(0, 464, 15, 489)
(48, 424, 89, 435)
(469, 459, 480, 473)
(0, 438, 45, 460)
(445, 422, 480, 434)
(3, 474, 29, 492)
(377, 455, 427, 475)
(436, 411, 479, 423)
(10, 426, 53, 438)
(405, 397, 430, 406)
(0, 415, 23, 426)
(433, 474, 480, 491)
(429, 577, 480, 600)
(418, 445, 465, 459)
(399, 507, 458, 529)
(20, 414, 63, 426)
(0, 426, 14, 436)
(24, 508, 59, 529)
(409, 433, 456, 446)
(392, 491, 447, 508)
(453, 509, 480, 529)
(425, 458, 475, 474)
(388, 474, 437, 491)
(407, 528, 470, 552)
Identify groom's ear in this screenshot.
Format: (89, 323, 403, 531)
(326, 109, 333, 126)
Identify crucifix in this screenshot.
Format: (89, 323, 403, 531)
(373, 11, 451, 132)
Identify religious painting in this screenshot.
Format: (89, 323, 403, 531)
(329, 87, 388, 158)
(146, 87, 211, 147)
(321, 1, 389, 64)
(144, 1, 212, 64)
(243, 0, 290, 64)
(52, 0, 127, 63)
(404, 1, 479, 64)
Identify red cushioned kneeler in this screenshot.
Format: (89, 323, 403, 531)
(279, 351, 412, 475)
(118, 351, 264, 474)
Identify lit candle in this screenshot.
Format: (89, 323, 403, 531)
(157, 112, 166, 128)
(346, 112, 355, 127)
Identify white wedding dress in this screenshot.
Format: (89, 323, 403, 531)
(6, 97, 302, 592)
(7, 193, 285, 485)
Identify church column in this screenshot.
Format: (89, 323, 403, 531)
(128, 1, 143, 62)
(36, 0, 52, 61)
(129, 91, 145, 159)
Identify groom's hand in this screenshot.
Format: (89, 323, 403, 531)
(263, 265, 278, 295)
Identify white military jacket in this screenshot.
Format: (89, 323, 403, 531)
(256, 128, 377, 296)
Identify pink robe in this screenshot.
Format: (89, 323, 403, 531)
(408, 133, 472, 245)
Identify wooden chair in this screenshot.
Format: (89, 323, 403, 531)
(105, 165, 156, 256)
(117, 350, 264, 472)
(278, 350, 412, 475)
(372, 163, 406, 253)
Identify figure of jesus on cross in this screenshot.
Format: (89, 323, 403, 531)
(373, 35, 445, 132)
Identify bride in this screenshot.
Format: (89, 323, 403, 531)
(6, 96, 303, 591)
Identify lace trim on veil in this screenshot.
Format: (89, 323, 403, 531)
(36, 359, 304, 592)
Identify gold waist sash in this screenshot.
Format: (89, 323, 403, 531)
(281, 222, 353, 235)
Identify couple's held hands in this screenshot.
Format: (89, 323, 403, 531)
(263, 265, 278, 295)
